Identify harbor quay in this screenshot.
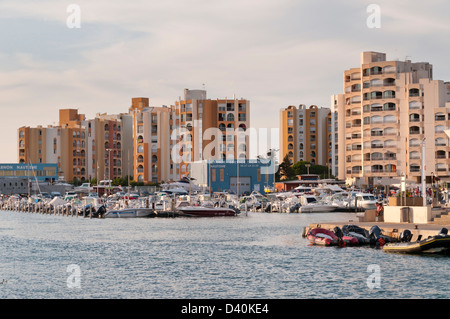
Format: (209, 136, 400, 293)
(303, 207, 450, 242)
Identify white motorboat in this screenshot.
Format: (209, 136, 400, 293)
(349, 192, 377, 210)
(102, 207, 155, 218)
(298, 195, 336, 213)
(161, 177, 200, 193)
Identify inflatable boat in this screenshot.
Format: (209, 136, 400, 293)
(383, 228, 450, 254)
(333, 226, 359, 246)
(306, 227, 357, 246)
(342, 224, 371, 245)
(306, 228, 340, 246)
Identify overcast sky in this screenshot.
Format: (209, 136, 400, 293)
(1, 0, 450, 163)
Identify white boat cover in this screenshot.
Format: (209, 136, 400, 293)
(48, 197, 68, 206)
(321, 185, 344, 192)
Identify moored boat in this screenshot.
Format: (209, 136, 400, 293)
(306, 228, 340, 246)
(177, 205, 239, 217)
(383, 228, 450, 254)
(298, 195, 336, 213)
(102, 207, 156, 218)
(333, 226, 360, 246)
(342, 224, 371, 245)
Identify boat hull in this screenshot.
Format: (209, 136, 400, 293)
(178, 206, 238, 217)
(103, 208, 155, 218)
(307, 228, 339, 246)
(383, 235, 450, 254)
(299, 205, 336, 213)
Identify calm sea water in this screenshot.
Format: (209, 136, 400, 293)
(0, 209, 448, 299)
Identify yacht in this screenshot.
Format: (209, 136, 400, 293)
(349, 192, 377, 210)
(298, 195, 336, 213)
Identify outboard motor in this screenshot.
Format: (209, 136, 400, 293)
(369, 225, 382, 240)
(333, 226, 344, 238)
(96, 205, 106, 218)
(399, 229, 413, 242)
(369, 225, 386, 247)
(439, 228, 448, 236)
(333, 226, 346, 247)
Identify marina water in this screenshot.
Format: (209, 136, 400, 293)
(1, 209, 449, 299)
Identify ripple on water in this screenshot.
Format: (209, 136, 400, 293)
(0, 210, 449, 298)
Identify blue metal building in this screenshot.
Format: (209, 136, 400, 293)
(0, 163, 59, 182)
(191, 159, 275, 195)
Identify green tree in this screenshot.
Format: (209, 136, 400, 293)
(292, 161, 334, 179)
(278, 155, 295, 180)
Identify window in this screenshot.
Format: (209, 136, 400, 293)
(371, 115, 383, 124)
(384, 115, 397, 123)
(436, 151, 446, 159)
(370, 79, 383, 87)
(409, 88, 420, 97)
(371, 91, 383, 99)
(435, 125, 445, 133)
(435, 113, 446, 121)
(384, 90, 395, 99)
(384, 103, 396, 111)
(371, 103, 383, 112)
(409, 126, 420, 134)
(409, 101, 421, 109)
(409, 151, 420, 159)
(383, 65, 396, 74)
(383, 78, 395, 86)
(370, 66, 382, 75)
(435, 138, 446, 146)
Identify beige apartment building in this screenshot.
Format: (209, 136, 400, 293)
(332, 51, 450, 187)
(129, 97, 173, 184)
(171, 89, 250, 180)
(18, 109, 87, 182)
(280, 104, 332, 167)
(18, 89, 251, 185)
(82, 113, 131, 182)
(18, 109, 127, 183)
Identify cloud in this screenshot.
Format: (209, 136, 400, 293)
(0, 1, 450, 162)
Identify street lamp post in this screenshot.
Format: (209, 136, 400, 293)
(106, 148, 113, 196)
(267, 148, 279, 191)
(421, 139, 426, 206)
(305, 163, 311, 175)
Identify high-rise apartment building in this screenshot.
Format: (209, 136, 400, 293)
(18, 109, 127, 183)
(171, 89, 250, 180)
(18, 109, 87, 182)
(82, 113, 130, 182)
(280, 104, 332, 166)
(332, 51, 450, 186)
(129, 97, 173, 184)
(18, 88, 251, 184)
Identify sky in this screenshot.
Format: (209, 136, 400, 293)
(1, 0, 450, 163)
